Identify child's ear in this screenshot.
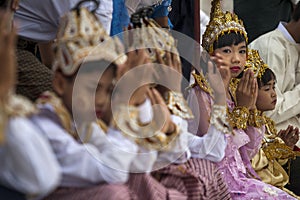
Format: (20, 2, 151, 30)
(53, 72, 67, 96)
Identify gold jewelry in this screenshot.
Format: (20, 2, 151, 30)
(248, 109, 264, 128)
(263, 116, 277, 136)
(229, 78, 240, 105)
(227, 106, 250, 130)
(165, 91, 194, 119)
(111, 104, 181, 151)
(263, 137, 300, 161)
(210, 104, 231, 134)
(245, 49, 269, 79)
(192, 72, 213, 97)
(202, 0, 248, 53)
(0, 94, 37, 144)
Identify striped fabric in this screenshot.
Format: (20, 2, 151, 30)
(127, 173, 187, 200)
(44, 184, 133, 200)
(152, 158, 232, 200)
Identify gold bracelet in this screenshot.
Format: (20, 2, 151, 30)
(248, 109, 264, 128)
(227, 106, 250, 130)
(111, 105, 180, 151)
(165, 91, 194, 119)
(210, 104, 231, 134)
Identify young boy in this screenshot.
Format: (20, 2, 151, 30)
(248, 49, 300, 199)
(30, 6, 156, 200)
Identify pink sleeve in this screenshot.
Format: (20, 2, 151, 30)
(243, 125, 265, 159)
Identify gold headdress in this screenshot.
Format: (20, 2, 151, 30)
(53, 0, 126, 76)
(124, 7, 180, 63)
(202, 0, 248, 53)
(245, 49, 269, 79)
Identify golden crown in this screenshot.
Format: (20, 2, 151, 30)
(202, 0, 248, 53)
(124, 7, 180, 63)
(53, 3, 126, 76)
(245, 49, 269, 79)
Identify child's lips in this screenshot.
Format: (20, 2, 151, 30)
(96, 110, 102, 118)
(272, 99, 277, 105)
(230, 66, 241, 73)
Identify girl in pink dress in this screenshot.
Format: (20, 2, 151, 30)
(188, 0, 296, 199)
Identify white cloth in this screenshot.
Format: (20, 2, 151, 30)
(125, 0, 160, 16)
(14, 0, 113, 42)
(200, 9, 209, 46)
(249, 22, 300, 146)
(32, 103, 138, 187)
(157, 114, 227, 166)
(290, 0, 300, 5)
(0, 117, 60, 197)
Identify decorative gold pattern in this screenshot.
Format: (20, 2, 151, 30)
(263, 116, 278, 136)
(227, 106, 250, 130)
(53, 7, 126, 76)
(192, 72, 213, 97)
(125, 13, 180, 64)
(112, 105, 180, 150)
(229, 77, 240, 105)
(210, 104, 231, 134)
(248, 109, 264, 128)
(202, 0, 248, 53)
(245, 49, 269, 79)
(165, 91, 194, 119)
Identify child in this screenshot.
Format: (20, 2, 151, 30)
(247, 49, 300, 198)
(189, 0, 297, 199)
(123, 10, 231, 199)
(0, 9, 60, 199)
(30, 5, 155, 200)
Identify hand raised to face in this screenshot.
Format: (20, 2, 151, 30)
(235, 69, 258, 109)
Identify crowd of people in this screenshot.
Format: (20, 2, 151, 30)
(0, 0, 300, 199)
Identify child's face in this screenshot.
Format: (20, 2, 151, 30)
(94, 67, 114, 121)
(53, 64, 114, 124)
(256, 79, 277, 112)
(213, 41, 247, 78)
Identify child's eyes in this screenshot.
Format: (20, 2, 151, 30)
(222, 49, 231, 53)
(240, 49, 246, 54)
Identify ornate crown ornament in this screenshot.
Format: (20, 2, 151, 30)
(202, 0, 248, 53)
(53, 0, 127, 76)
(245, 49, 269, 79)
(124, 7, 180, 63)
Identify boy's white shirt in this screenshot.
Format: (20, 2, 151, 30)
(32, 103, 139, 187)
(160, 115, 227, 164)
(0, 117, 61, 197)
(138, 98, 227, 167)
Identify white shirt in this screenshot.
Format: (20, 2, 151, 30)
(0, 117, 61, 197)
(32, 103, 138, 187)
(14, 0, 113, 42)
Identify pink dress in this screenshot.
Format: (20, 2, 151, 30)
(188, 85, 296, 199)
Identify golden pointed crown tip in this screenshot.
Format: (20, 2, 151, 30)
(202, 0, 248, 53)
(246, 49, 269, 79)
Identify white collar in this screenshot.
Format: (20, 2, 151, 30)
(277, 22, 296, 44)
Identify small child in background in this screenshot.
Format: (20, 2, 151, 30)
(248, 49, 300, 199)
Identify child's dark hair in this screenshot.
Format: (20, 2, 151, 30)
(257, 68, 276, 89)
(213, 32, 246, 50)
